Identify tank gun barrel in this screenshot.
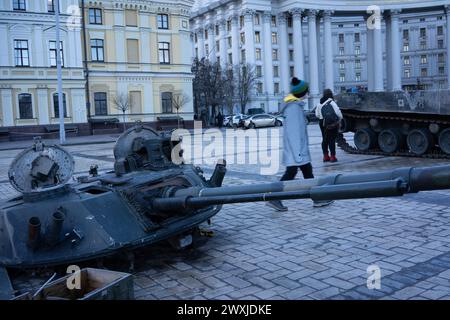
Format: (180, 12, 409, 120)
(152, 165, 450, 212)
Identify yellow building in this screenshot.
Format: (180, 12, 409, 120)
(84, 0, 195, 127)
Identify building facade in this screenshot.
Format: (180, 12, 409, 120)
(0, 0, 195, 133)
(190, 0, 450, 112)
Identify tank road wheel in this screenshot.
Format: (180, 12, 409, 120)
(407, 129, 434, 155)
(354, 128, 377, 151)
(378, 129, 405, 153)
(439, 128, 450, 155)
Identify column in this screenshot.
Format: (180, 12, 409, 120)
(446, 6, 450, 89)
(206, 23, 216, 62)
(373, 14, 384, 91)
(390, 10, 402, 91)
(115, 28, 126, 71)
(197, 28, 205, 59)
(230, 15, 240, 65)
(290, 8, 305, 79)
(0, 24, 9, 66)
(0, 88, 14, 127)
(218, 19, 227, 67)
(262, 12, 274, 106)
(278, 12, 289, 94)
(323, 10, 334, 92)
(308, 10, 320, 107)
(37, 86, 50, 125)
(366, 28, 374, 91)
(243, 9, 256, 65)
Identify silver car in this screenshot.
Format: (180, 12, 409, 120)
(243, 114, 283, 129)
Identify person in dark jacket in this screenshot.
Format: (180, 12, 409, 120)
(266, 78, 333, 212)
(315, 89, 343, 162)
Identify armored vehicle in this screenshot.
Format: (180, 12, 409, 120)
(335, 90, 450, 157)
(1, 125, 450, 269)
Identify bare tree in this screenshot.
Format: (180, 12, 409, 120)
(234, 63, 257, 114)
(222, 65, 236, 115)
(113, 93, 132, 131)
(172, 92, 191, 128)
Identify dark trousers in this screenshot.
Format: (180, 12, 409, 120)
(319, 120, 338, 156)
(280, 163, 314, 181)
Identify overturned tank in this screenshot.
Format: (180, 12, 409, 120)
(1, 125, 450, 268)
(335, 90, 450, 157)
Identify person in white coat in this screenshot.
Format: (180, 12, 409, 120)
(266, 78, 333, 212)
(315, 89, 343, 162)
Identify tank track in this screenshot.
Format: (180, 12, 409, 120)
(337, 112, 450, 159)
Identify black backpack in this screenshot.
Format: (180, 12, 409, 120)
(321, 100, 340, 129)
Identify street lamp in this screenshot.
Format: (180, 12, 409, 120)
(55, 0, 65, 144)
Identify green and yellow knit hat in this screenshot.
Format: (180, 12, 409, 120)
(290, 77, 309, 98)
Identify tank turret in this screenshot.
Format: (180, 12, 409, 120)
(0, 125, 450, 268)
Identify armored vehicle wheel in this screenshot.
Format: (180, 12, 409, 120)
(354, 128, 377, 151)
(439, 128, 450, 155)
(378, 129, 404, 153)
(407, 129, 434, 155)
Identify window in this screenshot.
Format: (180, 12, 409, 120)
(438, 40, 444, 49)
(14, 40, 29, 66)
(288, 33, 293, 45)
(240, 32, 245, 44)
(403, 44, 409, 52)
(90, 39, 104, 62)
(157, 14, 169, 29)
(354, 33, 360, 43)
(404, 69, 410, 78)
(241, 49, 246, 63)
(256, 65, 262, 77)
(437, 26, 443, 36)
(89, 8, 102, 24)
(272, 49, 278, 60)
(53, 93, 67, 118)
(287, 16, 293, 28)
(273, 66, 279, 77)
(420, 28, 426, 38)
(216, 40, 220, 52)
(338, 24, 344, 28)
(204, 29, 208, 40)
(215, 25, 219, 35)
(290, 66, 294, 78)
(438, 16, 443, 21)
(421, 68, 427, 77)
(403, 20, 408, 24)
(274, 83, 280, 94)
(94, 92, 107, 115)
(271, 32, 277, 44)
(339, 34, 344, 43)
(158, 42, 170, 64)
(355, 46, 360, 55)
(227, 37, 232, 48)
(355, 60, 361, 69)
(13, 0, 26, 10)
(240, 16, 244, 28)
(271, 15, 277, 27)
(420, 18, 426, 22)
(205, 44, 209, 56)
(18, 93, 32, 119)
(439, 67, 445, 75)
(161, 92, 173, 113)
(339, 61, 345, 70)
(49, 41, 64, 67)
(340, 73, 345, 82)
(257, 82, 263, 94)
(438, 53, 445, 63)
(227, 20, 231, 32)
(127, 39, 139, 63)
(420, 55, 427, 64)
(420, 41, 426, 50)
(47, 0, 55, 12)
(289, 50, 294, 61)
(356, 73, 361, 81)
(339, 47, 344, 55)
(125, 10, 137, 27)
(354, 23, 359, 27)
(255, 48, 261, 60)
(403, 29, 409, 40)
(195, 34, 198, 43)
(404, 56, 410, 65)
(255, 31, 260, 43)
(228, 53, 232, 64)
(254, 14, 260, 25)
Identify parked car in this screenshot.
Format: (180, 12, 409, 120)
(223, 115, 232, 127)
(242, 114, 283, 129)
(228, 114, 247, 127)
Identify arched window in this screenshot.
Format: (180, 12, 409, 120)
(53, 93, 67, 118)
(18, 93, 32, 119)
(161, 92, 173, 113)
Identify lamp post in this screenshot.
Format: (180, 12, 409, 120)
(56, 0, 65, 144)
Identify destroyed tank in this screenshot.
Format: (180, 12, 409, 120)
(1, 125, 450, 269)
(335, 90, 450, 157)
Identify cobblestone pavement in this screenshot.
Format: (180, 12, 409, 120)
(4, 125, 450, 300)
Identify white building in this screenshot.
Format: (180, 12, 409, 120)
(190, 0, 450, 112)
(0, 0, 87, 130)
